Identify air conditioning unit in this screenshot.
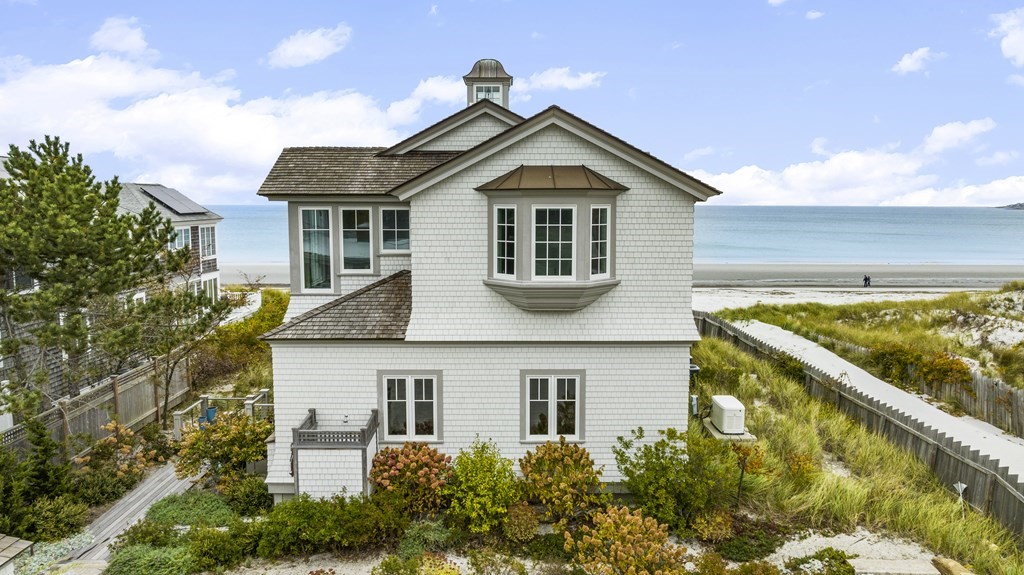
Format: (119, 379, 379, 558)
(710, 395, 745, 435)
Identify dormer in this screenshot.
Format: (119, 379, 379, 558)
(464, 58, 513, 109)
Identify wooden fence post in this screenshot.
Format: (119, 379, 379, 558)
(111, 375, 120, 420)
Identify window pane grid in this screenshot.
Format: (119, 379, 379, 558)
(528, 376, 578, 437)
(591, 207, 608, 276)
(342, 208, 372, 270)
(496, 207, 515, 276)
(385, 376, 436, 439)
(534, 208, 573, 278)
(382, 208, 410, 251)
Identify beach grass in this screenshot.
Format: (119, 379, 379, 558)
(692, 337, 1024, 575)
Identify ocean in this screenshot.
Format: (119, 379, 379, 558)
(210, 204, 1024, 266)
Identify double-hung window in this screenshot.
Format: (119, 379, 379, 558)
(590, 206, 609, 279)
(341, 208, 372, 271)
(383, 375, 439, 441)
(381, 208, 410, 252)
(495, 206, 516, 278)
(524, 374, 581, 440)
(300, 208, 332, 290)
(199, 226, 216, 258)
(533, 207, 575, 279)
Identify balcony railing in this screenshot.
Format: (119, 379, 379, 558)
(291, 408, 378, 448)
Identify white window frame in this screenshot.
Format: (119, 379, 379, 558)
(381, 374, 440, 442)
(299, 207, 334, 293)
(475, 84, 502, 104)
(340, 207, 374, 273)
(379, 207, 411, 253)
(494, 205, 516, 280)
(169, 228, 190, 251)
(522, 373, 582, 441)
(202, 277, 219, 302)
(199, 225, 216, 259)
(590, 205, 610, 280)
(531, 205, 576, 281)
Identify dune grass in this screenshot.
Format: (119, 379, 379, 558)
(692, 337, 1024, 575)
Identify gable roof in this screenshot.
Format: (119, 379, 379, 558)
(381, 99, 524, 156)
(118, 183, 221, 224)
(263, 270, 411, 341)
(391, 105, 723, 202)
(257, 148, 459, 199)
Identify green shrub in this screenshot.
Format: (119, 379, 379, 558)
(519, 437, 607, 529)
(370, 443, 452, 515)
(692, 509, 734, 543)
(71, 468, 137, 506)
(419, 553, 462, 575)
(565, 506, 688, 575)
(445, 438, 520, 534)
(716, 529, 785, 562)
(372, 555, 420, 575)
(175, 412, 274, 486)
(105, 544, 195, 575)
(147, 490, 237, 527)
(694, 552, 728, 575)
(222, 473, 273, 516)
(28, 495, 88, 541)
(188, 526, 245, 572)
(867, 343, 922, 390)
(111, 519, 182, 553)
(523, 533, 572, 562)
(192, 288, 289, 385)
(139, 423, 177, 461)
(502, 501, 539, 544)
(398, 519, 453, 560)
(467, 548, 527, 575)
(784, 547, 855, 575)
(613, 427, 736, 529)
(256, 494, 331, 558)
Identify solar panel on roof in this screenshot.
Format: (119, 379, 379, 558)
(140, 186, 207, 215)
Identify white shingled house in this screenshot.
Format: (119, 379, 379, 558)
(257, 59, 722, 502)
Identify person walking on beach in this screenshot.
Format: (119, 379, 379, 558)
(863, 274, 871, 287)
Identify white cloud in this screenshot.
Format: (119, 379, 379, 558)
(267, 23, 352, 69)
(386, 75, 464, 124)
(683, 146, 715, 162)
(805, 10, 824, 20)
(428, 4, 438, 16)
(891, 47, 943, 75)
(768, 0, 787, 5)
(691, 120, 1019, 206)
(516, 67, 606, 92)
(991, 8, 1024, 67)
(976, 150, 1019, 166)
(90, 17, 150, 56)
(921, 118, 995, 155)
(531, 31, 544, 40)
(810, 137, 829, 156)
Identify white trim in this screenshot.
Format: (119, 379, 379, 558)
(199, 225, 217, 259)
(530, 205, 576, 282)
(299, 206, 334, 293)
(340, 206, 375, 274)
(382, 375, 438, 442)
(474, 84, 502, 104)
(525, 375, 580, 441)
(494, 204, 517, 280)
(385, 104, 522, 155)
(379, 207, 411, 254)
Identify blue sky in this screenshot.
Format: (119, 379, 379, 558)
(2, 1, 1023, 206)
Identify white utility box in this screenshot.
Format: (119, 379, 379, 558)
(710, 395, 745, 435)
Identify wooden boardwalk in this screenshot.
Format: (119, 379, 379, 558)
(71, 462, 196, 561)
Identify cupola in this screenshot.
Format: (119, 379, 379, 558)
(463, 58, 513, 108)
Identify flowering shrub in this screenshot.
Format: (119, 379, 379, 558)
(445, 438, 520, 534)
(175, 412, 274, 485)
(73, 419, 160, 505)
(519, 437, 607, 529)
(370, 443, 452, 514)
(564, 505, 688, 575)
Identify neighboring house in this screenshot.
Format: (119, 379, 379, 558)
(118, 183, 223, 301)
(0, 533, 33, 575)
(257, 59, 722, 502)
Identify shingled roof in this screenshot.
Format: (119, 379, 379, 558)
(257, 148, 460, 198)
(262, 270, 412, 341)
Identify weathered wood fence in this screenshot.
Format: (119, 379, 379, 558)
(810, 335, 1024, 438)
(1, 357, 191, 456)
(694, 311, 1024, 538)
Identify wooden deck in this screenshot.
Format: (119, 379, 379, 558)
(71, 462, 196, 561)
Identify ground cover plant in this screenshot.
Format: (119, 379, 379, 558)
(692, 336, 1024, 575)
(716, 284, 1024, 388)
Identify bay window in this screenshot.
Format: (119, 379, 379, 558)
(533, 207, 575, 279)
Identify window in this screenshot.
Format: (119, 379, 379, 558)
(533, 207, 575, 279)
(591, 206, 609, 278)
(381, 208, 410, 251)
(169, 228, 190, 251)
(475, 85, 501, 104)
(2, 268, 35, 292)
(300, 208, 332, 290)
(523, 373, 582, 440)
(202, 278, 219, 302)
(495, 206, 516, 278)
(383, 375, 438, 440)
(199, 226, 216, 258)
(341, 208, 372, 271)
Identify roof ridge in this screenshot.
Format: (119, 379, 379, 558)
(261, 270, 411, 339)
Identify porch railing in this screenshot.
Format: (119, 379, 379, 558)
(172, 388, 271, 440)
(291, 408, 378, 448)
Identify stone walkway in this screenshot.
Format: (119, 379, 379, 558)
(69, 462, 196, 562)
(733, 319, 1024, 483)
